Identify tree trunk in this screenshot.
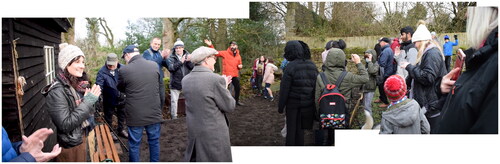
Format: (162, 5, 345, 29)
(215, 19, 228, 73)
(85, 18, 99, 57)
(308, 2, 313, 10)
(215, 19, 228, 50)
(285, 2, 297, 38)
(61, 18, 75, 44)
(162, 18, 174, 50)
(162, 18, 186, 50)
(319, 2, 325, 18)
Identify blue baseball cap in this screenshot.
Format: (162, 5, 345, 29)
(444, 35, 450, 40)
(122, 45, 138, 58)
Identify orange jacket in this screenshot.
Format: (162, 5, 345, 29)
(209, 45, 242, 77)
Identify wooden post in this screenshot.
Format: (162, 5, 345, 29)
(11, 38, 24, 137)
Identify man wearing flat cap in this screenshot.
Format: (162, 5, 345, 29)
(96, 53, 128, 140)
(118, 45, 164, 162)
(182, 46, 235, 162)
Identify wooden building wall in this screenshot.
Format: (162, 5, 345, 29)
(2, 18, 70, 151)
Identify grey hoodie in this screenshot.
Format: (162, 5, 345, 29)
(380, 99, 430, 134)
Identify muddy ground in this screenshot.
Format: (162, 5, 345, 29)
(113, 93, 315, 162)
(106, 86, 379, 162)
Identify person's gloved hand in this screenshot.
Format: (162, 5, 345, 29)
(117, 92, 126, 106)
(454, 34, 458, 40)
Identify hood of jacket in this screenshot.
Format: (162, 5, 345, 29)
(365, 49, 378, 63)
(323, 48, 346, 72)
(284, 40, 311, 61)
(382, 99, 422, 127)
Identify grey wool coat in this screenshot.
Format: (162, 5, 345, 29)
(380, 99, 430, 134)
(117, 55, 164, 127)
(182, 66, 236, 162)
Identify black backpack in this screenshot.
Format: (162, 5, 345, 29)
(318, 71, 348, 129)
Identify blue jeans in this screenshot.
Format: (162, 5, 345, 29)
(128, 123, 161, 162)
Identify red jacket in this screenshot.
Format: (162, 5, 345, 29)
(391, 38, 400, 52)
(209, 45, 242, 77)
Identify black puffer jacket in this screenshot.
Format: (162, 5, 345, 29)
(405, 46, 447, 118)
(278, 41, 318, 127)
(437, 27, 498, 134)
(41, 74, 95, 148)
(166, 49, 194, 90)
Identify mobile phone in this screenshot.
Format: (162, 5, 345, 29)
(451, 49, 466, 80)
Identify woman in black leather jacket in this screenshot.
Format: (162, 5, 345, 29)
(42, 43, 101, 161)
(399, 21, 447, 133)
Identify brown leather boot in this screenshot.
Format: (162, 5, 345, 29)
(378, 103, 389, 108)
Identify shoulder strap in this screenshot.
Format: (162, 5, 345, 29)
(320, 72, 331, 86)
(335, 71, 348, 88)
(147, 49, 154, 57)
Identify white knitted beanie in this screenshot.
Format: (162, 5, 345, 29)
(412, 21, 432, 43)
(173, 38, 184, 48)
(58, 43, 85, 70)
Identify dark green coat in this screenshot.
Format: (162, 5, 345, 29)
(362, 49, 379, 92)
(315, 48, 369, 111)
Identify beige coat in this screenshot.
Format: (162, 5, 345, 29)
(263, 63, 278, 84)
(182, 66, 235, 162)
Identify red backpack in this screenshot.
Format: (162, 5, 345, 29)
(318, 71, 348, 129)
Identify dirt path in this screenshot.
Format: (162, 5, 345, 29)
(116, 93, 289, 162)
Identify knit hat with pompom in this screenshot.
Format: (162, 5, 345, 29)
(384, 75, 407, 102)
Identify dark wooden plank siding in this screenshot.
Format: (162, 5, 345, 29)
(2, 18, 22, 141)
(2, 18, 69, 150)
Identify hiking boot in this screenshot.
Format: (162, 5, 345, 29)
(263, 96, 268, 99)
(269, 97, 274, 102)
(237, 102, 245, 106)
(118, 130, 128, 138)
(374, 99, 382, 103)
(112, 133, 118, 141)
(378, 103, 389, 108)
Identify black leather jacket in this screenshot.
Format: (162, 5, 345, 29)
(406, 47, 447, 118)
(42, 75, 95, 148)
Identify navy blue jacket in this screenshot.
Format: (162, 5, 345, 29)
(143, 47, 168, 80)
(166, 49, 194, 90)
(96, 63, 124, 106)
(2, 127, 36, 162)
(378, 45, 396, 79)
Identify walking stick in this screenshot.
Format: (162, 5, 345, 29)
(94, 111, 129, 152)
(349, 92, 364, 128)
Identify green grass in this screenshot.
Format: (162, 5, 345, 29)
(349, 88, 385, 129)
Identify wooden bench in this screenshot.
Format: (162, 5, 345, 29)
(88, 124, 121, 162)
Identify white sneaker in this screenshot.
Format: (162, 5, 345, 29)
(280, 125, 287, 138)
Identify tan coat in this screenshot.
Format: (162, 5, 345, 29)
(263, 63, 278, 84)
